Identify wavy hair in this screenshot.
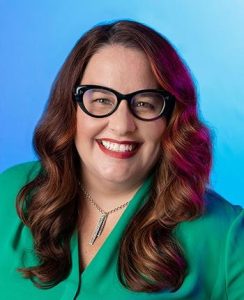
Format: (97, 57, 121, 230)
(16, 20, 212, 292)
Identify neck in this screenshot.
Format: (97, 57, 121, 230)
(80, 173, 144, 212)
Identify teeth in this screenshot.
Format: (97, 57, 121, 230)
(100, 141, 137, 152)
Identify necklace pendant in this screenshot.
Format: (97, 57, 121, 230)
(89, 213, 108, 245)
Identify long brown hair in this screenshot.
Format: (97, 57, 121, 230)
(16, 20, 212, 292)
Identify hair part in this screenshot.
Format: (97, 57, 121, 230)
(16, 19, 212, 292)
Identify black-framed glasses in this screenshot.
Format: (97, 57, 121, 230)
(73, 84, 175, 121)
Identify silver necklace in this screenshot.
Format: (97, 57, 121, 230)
(80, 186, 130, 245)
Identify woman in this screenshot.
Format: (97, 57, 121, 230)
(0, 20, 243, 299)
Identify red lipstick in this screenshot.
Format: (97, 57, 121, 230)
(96, 139, 141, 159)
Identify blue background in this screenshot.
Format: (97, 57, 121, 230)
(0, 1, 243, 206)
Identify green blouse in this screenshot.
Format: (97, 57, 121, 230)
(0, 161, 243, 300)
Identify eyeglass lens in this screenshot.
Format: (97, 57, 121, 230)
(82, 88, 165, 119)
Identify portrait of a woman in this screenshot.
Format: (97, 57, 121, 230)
(0, 20, 243, 300)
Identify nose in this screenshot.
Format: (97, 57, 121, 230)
(108, 100, 137, 135)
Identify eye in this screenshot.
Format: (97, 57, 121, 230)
(92, 98, 114, 105)
(133, 101, 156, 110)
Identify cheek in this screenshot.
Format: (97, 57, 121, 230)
(145, 120, 167, 146)
(75, 109, 107, 144)
(75, 110, 92, 149)
(75, 112, 85, 143)
(75, 109, 94, 137)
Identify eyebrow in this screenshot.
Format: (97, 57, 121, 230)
(89, 89, 114, 95)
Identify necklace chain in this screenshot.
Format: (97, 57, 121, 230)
(80, 185, 130, 245)
(80, 185, 130, 215)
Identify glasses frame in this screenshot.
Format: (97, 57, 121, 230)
(73, 84, 175, 121)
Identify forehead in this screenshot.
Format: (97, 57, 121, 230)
(80, 44, 159, 93)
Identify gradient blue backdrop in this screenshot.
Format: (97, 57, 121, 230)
(0, 1, 243, 206)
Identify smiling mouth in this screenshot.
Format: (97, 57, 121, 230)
(101, 141, 137, 152)
(96, 139, 140, 154)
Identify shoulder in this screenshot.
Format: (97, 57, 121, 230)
(202, 189, 244, 296)
(178, 189, 243, 240)
(0, 162, 42, 288)
(204, 188, 242, 217)
(0, 161, 41, 188)
(176, 188, 243, 250)
(202, 188, 243, 227)
(201, 188, 243, 248)
(175, 189, 244, 295)
(0, 161, 41, 211)
(200, 189, 244, 253)
(0, 160, 41, 179)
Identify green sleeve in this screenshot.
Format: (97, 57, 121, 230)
(0, 161, 40, 233)
(225, 208, 244, 298)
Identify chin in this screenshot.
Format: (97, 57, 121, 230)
(98, 167, 137, 184)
